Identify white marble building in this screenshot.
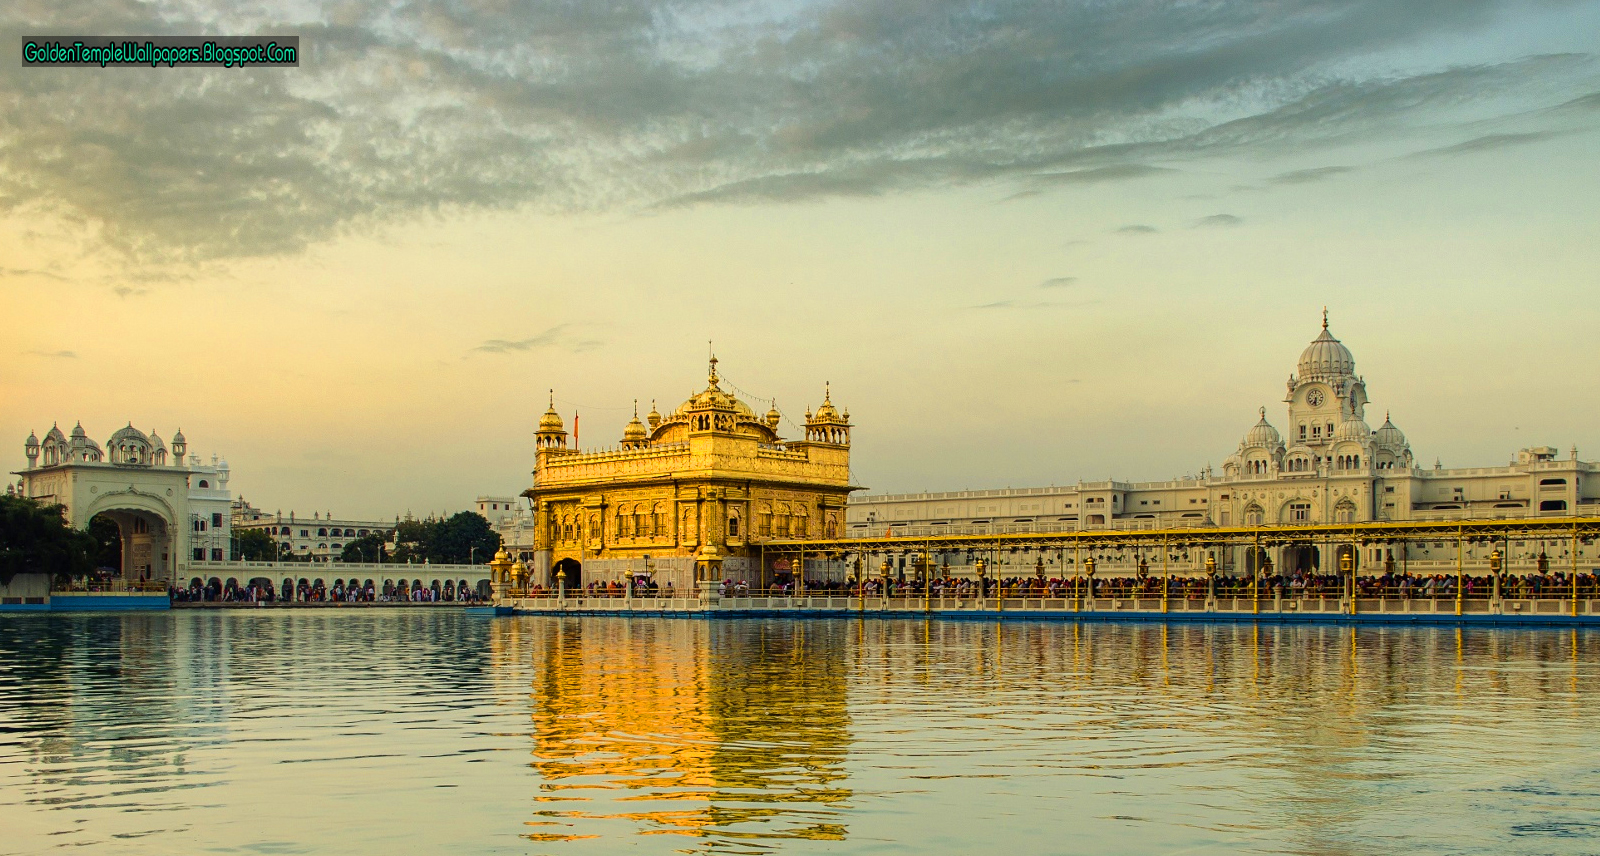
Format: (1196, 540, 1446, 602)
(848, 314, 1599, 542)
(11, 423, 231, 581)
(231, 499, 396, 561)
(477, 495, 538, 562)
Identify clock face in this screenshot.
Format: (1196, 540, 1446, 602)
(1306, 389, 1325, 408)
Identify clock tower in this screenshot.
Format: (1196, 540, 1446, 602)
(1284, 309, 1366, 449)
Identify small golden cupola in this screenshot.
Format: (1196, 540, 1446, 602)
(804, 383, 850, 445)
(646, 400, 662, 431)
(678, 354, 756, 434)
(536, 390, 567, 449)
(621, 400, 649, 449)
(765, 400, 782, 431)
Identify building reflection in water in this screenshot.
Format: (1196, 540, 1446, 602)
(490, 616, 1600, 854)
(489, 617, 852, 849)
(1, 614, 1594, 854)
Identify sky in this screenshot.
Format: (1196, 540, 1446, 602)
(2, 0, 1598, 519)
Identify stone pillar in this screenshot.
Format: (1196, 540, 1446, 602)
(696, 544, 723, 604)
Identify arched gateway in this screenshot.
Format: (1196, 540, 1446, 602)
(12, 422, 230, 586)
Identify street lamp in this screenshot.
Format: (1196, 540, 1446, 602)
(1340, 548, 1354, 613)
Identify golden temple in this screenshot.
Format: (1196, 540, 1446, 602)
(514, 357, 858, 593)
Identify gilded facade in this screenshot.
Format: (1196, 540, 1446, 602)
(520, 358, 857, 591)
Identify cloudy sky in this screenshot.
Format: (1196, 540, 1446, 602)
(2, 0, 1598, 518)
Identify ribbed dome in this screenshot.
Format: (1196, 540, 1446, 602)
(1333, 415, 1371, 442)
(1373, 413, 1407, 449)
(108, 423, 150, 446)
(765, 402, 781, 430)
(646, 400, 662, 430)
(1298, 314, 1355, 380)
(1243, 408, 1283, 449)
(676, 386, 755, 418)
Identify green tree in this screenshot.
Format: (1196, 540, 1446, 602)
(0, 495, 95, 586)
(340, 532, 388, 564)
(234, 528, 278, 561)
(433, 511, 500, 564)
(88, 514, 122, 571)
(390, 519, 434, 564)
(385, 512, 499, 564)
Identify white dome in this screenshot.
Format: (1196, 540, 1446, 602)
(1333, 415, 1371, 442)
(1373, 413, 1407, 449)
(1298, 315, 1355, 380)
(1243, 408, 1283, 449)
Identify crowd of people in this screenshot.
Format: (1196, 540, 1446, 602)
(684, 571, 1600, 600)
(171, 576, 490, 604)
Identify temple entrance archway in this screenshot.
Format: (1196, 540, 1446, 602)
(85, 506, 173, 583)
(1283, 543, 1320, 575)
(553, 558, 582, 589)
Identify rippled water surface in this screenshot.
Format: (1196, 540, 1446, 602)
(2, 613, 1600, 854)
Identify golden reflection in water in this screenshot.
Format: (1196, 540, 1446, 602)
(481, 618, 1600, 855)
(488, 617, 851, 850)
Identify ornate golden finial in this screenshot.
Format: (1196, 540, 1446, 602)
(548, 389, 554, 408)
(824, 381, 831, 403)
(1259, 406, 1267, 420)
(708, 351, 720, 388)
(1322, 307, 1329, 330)
(633, 399, 639, 417)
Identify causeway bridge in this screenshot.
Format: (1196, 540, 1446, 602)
(488, 517, 1600, 626)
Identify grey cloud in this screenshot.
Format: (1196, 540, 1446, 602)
(970, 299, 1092, 310)
(1268, 166, 1354, 185)
(1028, 165, 1175, 186)
(472, 325, 600, 355)
(1410, 130, 1564, 157)
(1554, 92, 1600, 112)
(1194, 213, 1243, 227)
(0, 1, 1593, 262)
(1116, 224, 1158, 234)
(1039, 276, 1078, 289)
(113, 286, 149, 298)
(27, 350, 77, 359)
(0, 267, 66, 281)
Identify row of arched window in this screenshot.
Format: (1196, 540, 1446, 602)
(615, 503, 669, 539)
(268, 526, 370, 537)
(806, 425, 850, 444)
(1239, 500, 1357, 525)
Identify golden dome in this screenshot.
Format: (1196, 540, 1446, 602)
(765, 400, 781, 430)
(646, 400, 662, 430)
(674, 355, 756, 418)
(810, 383, 845, 422)
(623, 400, 648, 444)
(537, 390, 564, 432)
